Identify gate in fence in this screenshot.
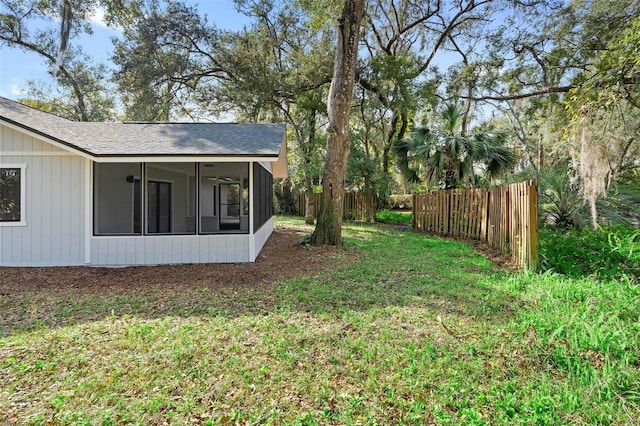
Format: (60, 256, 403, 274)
(413, 180, 538, 270)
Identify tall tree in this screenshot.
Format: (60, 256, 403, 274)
(19, 60, 117, 121)
(357, 0, 501, 179)
(112, 1, 215, 120)
(310, 0, 365, 245)
(0, 0, 141, 120)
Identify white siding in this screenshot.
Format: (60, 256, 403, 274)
(0, 124, 86, 266)
(258, 161, 273, 173)
(252, 217, 274, 261)
(90, 234, 253, 265)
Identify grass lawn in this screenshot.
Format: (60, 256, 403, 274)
(1, 216, 639, 425)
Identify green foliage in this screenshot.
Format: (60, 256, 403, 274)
(567, 15, 640, 117)
(522, 161, 640, 229)
(346, 145, 395, 198)
(0, 0, 141, 120)
(374, 210, 412, 226)
(19, 60, 117, 122)
(388, 194, 413, 209)
(112, 1, 216, 121)
(273, 179, 299, 215)
(396, 102, 516, 189)
(502, 270, 640, 424)
(539, 226, 640, 282)
(532, 162, 584, 229)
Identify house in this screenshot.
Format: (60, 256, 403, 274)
(0, 97, 287, 266)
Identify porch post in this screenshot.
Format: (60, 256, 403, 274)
(84, 159, 92, 264)
(248, 161, 255, 260)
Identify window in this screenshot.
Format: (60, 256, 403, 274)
(93, 162, 252, 236)
(146, 163, 195, 234)
(0, 164, 26, 226)
(199, 163, 249, 234)
(253, 163, 273, 232)
(94, 163, 142, 235)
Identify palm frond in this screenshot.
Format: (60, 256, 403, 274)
(392, 137, 421, 183)
(484, 145, 516, 179)
(441, 102, 462, 134)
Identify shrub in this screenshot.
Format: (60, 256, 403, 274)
(389, 194, 413, 210)
(539, 226, 640, 282)
(375, 210, 413, 226)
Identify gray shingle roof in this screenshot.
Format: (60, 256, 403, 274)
(0, 97, 285, 157)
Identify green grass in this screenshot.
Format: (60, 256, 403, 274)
(1, 216, 639, 424)
(375, 209, 413, 226)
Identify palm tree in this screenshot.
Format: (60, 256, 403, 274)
(534, 161, 583, 229)
(531, 161, 639, 229)
(395, 102, 516, 189)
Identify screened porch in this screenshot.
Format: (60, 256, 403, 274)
(93, 162, 251, 236)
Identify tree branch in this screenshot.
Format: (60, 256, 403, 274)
(464, 85, 573, 102)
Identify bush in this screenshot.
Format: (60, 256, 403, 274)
(389, 194, 413, 210)
(273, 180, 299, 215)
(539, 226, 640, 282)
(375, 210, 413, 226)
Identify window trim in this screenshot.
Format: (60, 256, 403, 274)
(0, 163, 27, 227)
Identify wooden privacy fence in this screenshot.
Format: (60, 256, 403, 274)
(295, 192, 376, 222)
(413, 181, 539, 270)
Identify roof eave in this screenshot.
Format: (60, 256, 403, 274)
(272, 133, 288, 178)
(0, 116, 97, 160)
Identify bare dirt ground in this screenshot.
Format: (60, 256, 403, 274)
(0, 227, 358, 334)
(0, 225, 512, 335)
(0, 225, 515, 300)
(0, 227, 353, 295)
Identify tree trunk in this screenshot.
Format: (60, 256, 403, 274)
(310, 0, 365, 245)
(538, 137, 544, 171)
(382, 109, 408, 173)
(304, 176, 315, 225)
(304, 107, 318, 225)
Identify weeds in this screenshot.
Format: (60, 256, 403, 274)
(539, 226, 640, 282)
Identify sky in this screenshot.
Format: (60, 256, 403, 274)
(0, 0, 251, 100)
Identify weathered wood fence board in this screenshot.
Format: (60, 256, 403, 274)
(413, 181, 538, 270)
(295, 192, 376, 222)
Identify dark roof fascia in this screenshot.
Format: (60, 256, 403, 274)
(0, 116, 96, 158)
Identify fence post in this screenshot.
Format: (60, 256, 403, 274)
(528, 181, 539, 270)
(412, 194, 417, 229)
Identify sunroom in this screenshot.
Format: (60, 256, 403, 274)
(89, 160, 278, 265)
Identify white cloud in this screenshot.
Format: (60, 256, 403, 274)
(0, 83, 25, 99)
(89, 8, 108, 28)
(10, 84, 25, 96)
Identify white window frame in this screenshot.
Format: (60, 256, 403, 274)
(0, 163, 27, 227)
